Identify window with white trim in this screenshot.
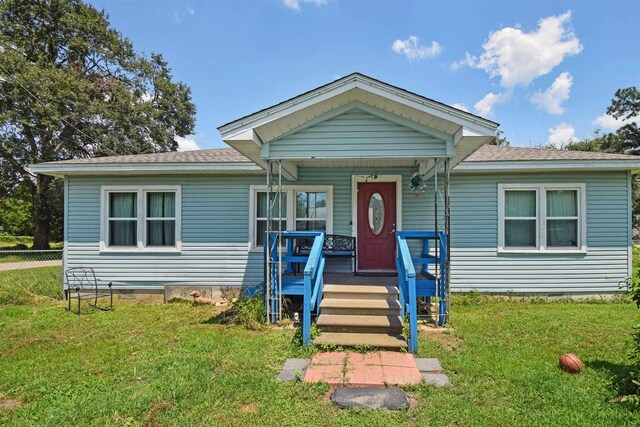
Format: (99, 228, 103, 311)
(101, 186, 181, 251)
(295, 191, 327, 232)
(255, 191, 288, 248)
(250, 186, 333, 250)
(498, 184, 585, 252)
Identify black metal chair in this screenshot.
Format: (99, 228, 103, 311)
(294, 234, 357, 275)
(64, 267, 113, 314)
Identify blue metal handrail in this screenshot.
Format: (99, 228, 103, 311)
(303, 233, 326, 345)
(265, 230, 325, 346)
(396, 231, 449, 354)
(396, 235, 418, 353)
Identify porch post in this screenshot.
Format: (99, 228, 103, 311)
(444, 158, 451, 324)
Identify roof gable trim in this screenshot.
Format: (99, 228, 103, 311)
(219, 73, 498, 139)
(265, 101, 453, 146)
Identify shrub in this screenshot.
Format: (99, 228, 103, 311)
(213, 289, 266, 330)
(623, 277, 640, 406)
(233, 295, 266, 330)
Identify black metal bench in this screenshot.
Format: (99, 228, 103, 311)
(65, 267, 113, 314)
(295, 234, 357, 275)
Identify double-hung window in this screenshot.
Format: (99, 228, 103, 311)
(101, 186, 181, 251)
(295, 191, 327, 232)
(498, 184, 585, 252)
(255, 191, 288, 248)
(250, 186, 333, 250)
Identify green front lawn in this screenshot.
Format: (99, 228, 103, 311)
(0, 235, 63, 263)
(0, 286, 638, 425)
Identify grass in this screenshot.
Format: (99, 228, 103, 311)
(0, 235, 63, 263)
(0, 266, 62, 305)
(0, 272, 639, 425)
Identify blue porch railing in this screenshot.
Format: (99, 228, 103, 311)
(396, 231, 448, 353)
(265, 231, 326, 346)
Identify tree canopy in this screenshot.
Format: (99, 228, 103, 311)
(567, 86, 639, 154)
(566, 86, 640, 237)
(0, 0, 196, 248)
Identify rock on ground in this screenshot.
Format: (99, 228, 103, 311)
(330, 387, 409, 410)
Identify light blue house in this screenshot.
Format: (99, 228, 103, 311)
(32, 73, 640, 351)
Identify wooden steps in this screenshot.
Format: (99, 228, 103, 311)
(314, 284, 406, 349)
(319, 298, 401, 316)
(322, 284, 399, 300)
(316, 314, 403, 334)
(314, 332, 407, 349)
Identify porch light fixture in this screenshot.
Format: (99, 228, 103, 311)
(410, 171, 427, 196)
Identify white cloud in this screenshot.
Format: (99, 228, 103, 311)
(450, 53, 475, 71)
(459, 11, 582, 88)
(176, 136, 200, 151)
(186, 5, 195, 15)
(547, 123, 576, 147)
(451, 103, 469, 112)
(593, 112, 640, 130)
(283, 0, 328, 11)
(392, 36, 442, 61)
(530, 72, 572, 115)
(474, 91, 508, 116)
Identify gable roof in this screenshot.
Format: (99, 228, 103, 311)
(465, 145, 640, 162)
(217, 72, 500, 180)
(218, 72, 498, 132)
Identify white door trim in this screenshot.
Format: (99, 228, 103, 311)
(351, 175, 403, 272)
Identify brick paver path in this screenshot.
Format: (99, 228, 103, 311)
(304, 351, 422, 387)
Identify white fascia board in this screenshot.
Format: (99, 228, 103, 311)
(353, 79, 497, 135)
(219, 79, 357, 138)
(224, 128, 263, 146)
(454, 160, 640, 173)
(219, 74, 498, 139)
(29, 162, 263, 177)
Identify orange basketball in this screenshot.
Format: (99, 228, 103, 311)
(559, 353, 583, 373)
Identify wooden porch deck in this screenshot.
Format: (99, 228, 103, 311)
(324, 273, 397, 286)
(281, 272, 437, 287)
(281, 272, 398, 286)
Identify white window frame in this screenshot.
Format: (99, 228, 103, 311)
(249, 185, 333, 251)
(100, 185, 182, 253)
(498, 183, 586, 254)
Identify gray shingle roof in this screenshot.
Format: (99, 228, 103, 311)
(33, 144, 640, 168)
(41, 148, 251, 164)
(464, 145, 640, 162)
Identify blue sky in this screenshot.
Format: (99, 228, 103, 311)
(89, 0, 640, 150)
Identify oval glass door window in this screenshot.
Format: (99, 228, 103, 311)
(368, 192, 385, 235)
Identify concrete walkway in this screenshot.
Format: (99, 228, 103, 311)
(0, 260, 61, 271)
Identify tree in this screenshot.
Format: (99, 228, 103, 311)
(488, 129, 510, 146)
(566, 87, 640, 236)
(0, 188, 33, 236)
(0, 0, 196, 248)
(608, 87, 640, 155)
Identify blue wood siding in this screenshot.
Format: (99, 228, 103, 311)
(446, 172, 631, 293)
(67, 175, 264, 288)
(66, 169, 631, 293)
(266, 109, 448, 159)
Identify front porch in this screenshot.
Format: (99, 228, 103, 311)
(218, 73, 498, 352)
(265, 230, 449, 353)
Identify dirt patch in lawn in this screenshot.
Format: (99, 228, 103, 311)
(3, 338, 44, 356)
(0, 397, 21, 410)
(422, 328, 460, 352)
(239, 403, 259, 414)
(143, 401, 172, 427)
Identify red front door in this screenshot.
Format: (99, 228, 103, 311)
(357, 182, 397, 272)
